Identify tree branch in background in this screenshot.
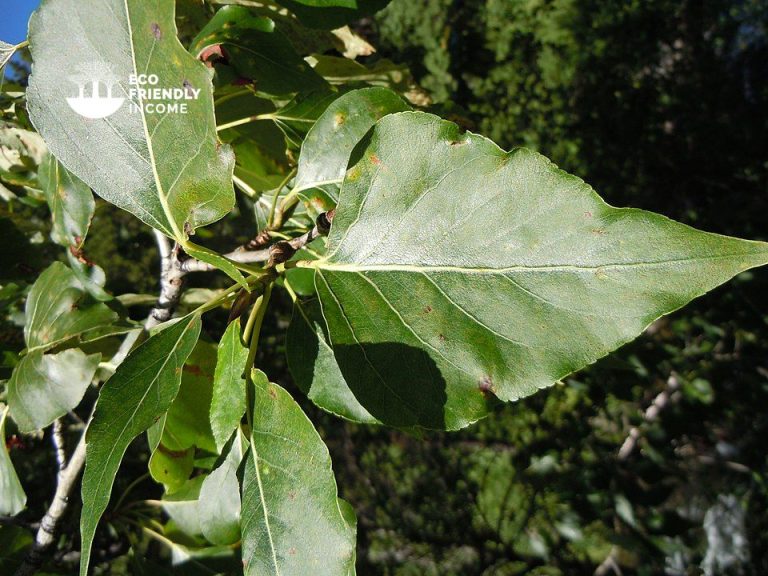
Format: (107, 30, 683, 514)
(618, 373, 681, 461)
(15, 421, 88, 576)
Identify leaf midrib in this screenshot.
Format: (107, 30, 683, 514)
(314, 251, 767, 275)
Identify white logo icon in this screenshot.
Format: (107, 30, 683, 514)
(66, 62, 125, 119)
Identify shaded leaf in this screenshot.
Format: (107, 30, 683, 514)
(309, 111, 768, 430)
(199, 431, 247, 545)
(210, 322, 248, 452)
(27, 0, 235, 242)
(39, 153, 94, 250)
(24, 262, 118, 353)
(241, 370, 356, 576)
(80, 314, 201, 576)
(0, 406, 26, 516)
(8, 348, 100, 432)
(190, 6, 326, 96)
(0, 41, 17, 71)
(287, 299, 378, 424)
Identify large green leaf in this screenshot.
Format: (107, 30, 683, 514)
(24, 262, 118, 353)
(190, 6, 326, 96)
(39, 153, 94, 250)
(8, 349, 100, 432)
(209, 321, 248, 452)
(241, 370, 356, 576)
(276, 0, 391, 29)
(293, 87, 410, 203)
(287, 299, 378, 424)
(304, 111, 768, 430)
(0, 406, 26, 516)
(80, 314, 201, 576)
(27, 0, 235, 242)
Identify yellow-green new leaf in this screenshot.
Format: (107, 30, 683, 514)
(27, 0, 235, 242)
(311, 111, 768, 430)
(80, 314, 201, 576)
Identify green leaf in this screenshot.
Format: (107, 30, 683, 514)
(24, 262, 118, 353)
(308, 111, 768, 430)
(8, 349, 100, 432)
(268, 89, 341, 150)
(0, 406, 26, 516)
(293, 87, 410, 204)
(287, 299, 378, 424)
(241, 370, 356, 576)
(149, 441, 195, 493)
(80, 314, 201, 576)
(210, 322, 248, 452)
(276, 0, 391, 29)
(27, 0, 235, 242)
(190, 6, 326, 96)
(39, 153, 95, 250)
(184, 243, 248, 289)
(199, 431, 247, 545)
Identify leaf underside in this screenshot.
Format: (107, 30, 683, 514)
(303, 111, 768, 430)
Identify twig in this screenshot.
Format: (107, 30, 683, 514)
(618, 373, 681, 460)
(594, 546, 623, 576)
(14, 425, 87, 576)
(51, 419, 67, 471)
(146, 231, 185, 329)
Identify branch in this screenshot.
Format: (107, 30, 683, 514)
(146, 231, 185, 329)
(617, 373, 681, 460)
(14, 423, 87, 576)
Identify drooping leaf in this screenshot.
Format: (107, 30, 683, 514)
(39, 153, 94, 250)
(199, 431, 247, 545)
(210, 322, 248, 452)
(241, 370, 356, 576)
(8, 348, 100, 432)
(24, 262, 118, 353)
(276, 0, 391, 30)
(287, 299, 378, 424)
(80, 314, 201, 576)
(27, 0, 235, 242)
(306, 111, 768, 430)
(292, 87, 410, 213)
(190, 6, 326, 96)
(0, 406, 26, 516)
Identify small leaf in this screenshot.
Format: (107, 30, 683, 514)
(8, 349, 100, 432)
(149, 443, 195, 493)
(293, 87, 410, 209)
(190, 6, 326, 96)
(27, 0, 235, 242)
(310, 111, 768, 430)
(39, 153, 95, 250)
(241, 370, 356, 576)
(24, 262, 118, 353)
(80, 314, 201, 576)
(210, 322, 248, 452)
(184, 242, 248, 289)
(287, 299, 378, 424)
(199, 432, 247, 545)
(0, 406, 26, 516)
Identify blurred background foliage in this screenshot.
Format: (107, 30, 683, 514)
(1, 0, 767, 574)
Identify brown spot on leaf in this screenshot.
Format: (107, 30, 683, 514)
(157, 443, 189, 458)
(478, 376, 496, 399)
(198, 44, 227, 66)
(584, 211, 593, 218)
(185, 364, 203, 376)
(151, 23, 162, 39)
(591, 228, 607, 236)
(288, 490, 296, 500)
(370, 153, 381, 165)
(438, 333, 447, 342)
(423, 305, 433, 314)
(288, 547, 297, 556)
(268, 386, 277, 399)
(334, 112, 346, 127)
